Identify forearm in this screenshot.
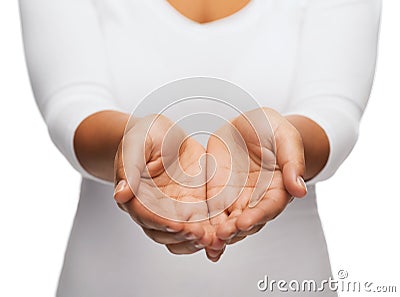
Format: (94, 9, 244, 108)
(74, 110, 130, 182)
(285, 115, 330, 181)
(73, 111, 328, 183)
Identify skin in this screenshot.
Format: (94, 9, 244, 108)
(205, 108, 308, 260)
(74, 109, 328, 261)
(167, 0, 251, 24)
(113, 114, 223, 254)
(73, 1, 330, 261)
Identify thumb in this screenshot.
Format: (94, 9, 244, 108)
(113, 179, 133, 204)
(114, 123, 149, 204)
(275, 124, 307, 198)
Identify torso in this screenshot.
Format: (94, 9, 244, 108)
(57, 1, 336, 296)
(167, 0, 251, 23)
(102, 0, 303, 115)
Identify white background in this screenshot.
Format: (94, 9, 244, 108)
(0, 1, 399, 296)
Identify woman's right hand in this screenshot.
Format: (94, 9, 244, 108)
(113, 114, 224, 255)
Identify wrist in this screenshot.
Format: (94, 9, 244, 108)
(74, 110, 131, 182)
(285, 115, 330, 181)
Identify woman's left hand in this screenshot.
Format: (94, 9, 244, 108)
(205, 107, 308, 260)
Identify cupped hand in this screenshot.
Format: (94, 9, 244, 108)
(113, 114, 220, 255)
(112, 108, 307, 261)
(205, 108, 307, 258)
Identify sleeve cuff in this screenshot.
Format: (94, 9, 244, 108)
(283, 96, 362, 185)
(42, 84, 125, 184)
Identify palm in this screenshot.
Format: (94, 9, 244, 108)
(118, 109, 303, 259)
(206, 111, 290, 243)
(118, 115, 216, 254)
(137, 137, 209, 222)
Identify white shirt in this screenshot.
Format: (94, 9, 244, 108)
(19, 0, 381, 296)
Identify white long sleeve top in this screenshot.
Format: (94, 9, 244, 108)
(20, 0, 381, 185)
(19, 1, 381, 296)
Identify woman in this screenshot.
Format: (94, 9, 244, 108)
(19, 0, 381, 296)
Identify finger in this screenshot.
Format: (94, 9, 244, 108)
(204, 236, 226, 258)
(114, 120, 153, 204)
(208, 212, 229, 250)
(209, 210, 228, 228)
(163, 210, 212, 246)
(128, 198, 211, 244)
(275, 123, 307, 198)
(204, 238, 226, 263)
(166, 241, 202, 255)
(113, 179, 134, 204)
(205, 244, 225, 262)
(204, 213, 226, 259)
(214, 192, 248, 240)
(114, 141, 134, 204)
(124, 198, 186, 232)
(206, 245, 226, 262)
(143, 228, 196, 245)
(235, 224, 263, 238)
(198, 220, 218, 248)
(182, 221, 208, 245)
(236, 187, 290, 232)
(215, 216, 239, 241)
(218, 220, 263, 245)
(226, 235, 247, 245)
(218, 218, 262, 243)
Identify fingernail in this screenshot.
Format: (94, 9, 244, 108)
(114, 180, 126, 197)
(297, 176, 307, 193)
(227, 233, 236, 240)
(194, 242, 205, 249)
(209, 255, 221, 262)
(166, 227, 179, 233)
(207, 250, 220, 258)
(245, 225, 254, 232)
(185, 233, 197, 240)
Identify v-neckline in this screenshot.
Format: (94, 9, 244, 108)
(147, 0, 265, 35)
(165, 0, 253, 25)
